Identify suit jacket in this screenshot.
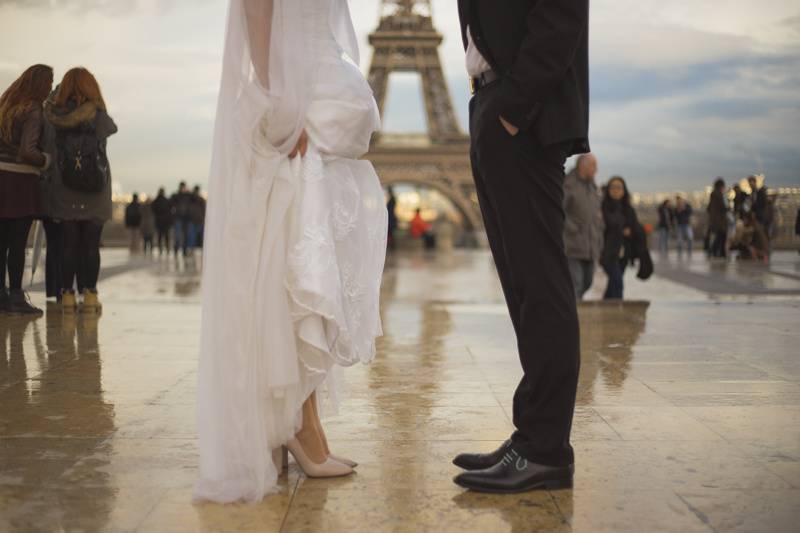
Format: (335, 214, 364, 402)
(458, 0, 590, 155)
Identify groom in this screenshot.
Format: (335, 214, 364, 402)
(453, 0, 589, 493)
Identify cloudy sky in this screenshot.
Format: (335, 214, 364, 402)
(1, 0, 798, 194)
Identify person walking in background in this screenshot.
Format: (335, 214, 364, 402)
(656, 199, 673, 255)
(763, 197, 775, 249)
(601, 176, 640, 299)
(188, 185, 206, 252)
(170, 181, 192, 257)
(410, 208, 435, 249)
(707, 178, 728, 258)
(386, 186, 398, 250)
(140, 199, 155, 255)
(45, 67, 116, 313)
(563, 153, 603, 299)
(747, 175, 767, 225)
(124, 193, 142, 251)
(732, 184, 747, 219)
(674, 195, 693, 258)
(151, 187, 171, 255)
(0, 64, 53, 315)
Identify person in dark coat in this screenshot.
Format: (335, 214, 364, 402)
(0, 64, 54, 315)
(747, 175, 767, 225)
(600, 176, 641, 299)
(140, 200, 156, 255)
(674, 195, 693, 258)
(125, 193, 143, 251)
(188, 185, 206, 251)
(707, 178, 728, 258)
(656, 199, 673, 254)
(732, 184, 747, 218)
(386, 186, 398, 250)
(44, 67, 117, 313)
(151, 187, 172, 255)
(170, 181, 192, 257)
(452, 0, 589, 493)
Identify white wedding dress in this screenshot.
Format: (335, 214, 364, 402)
(195, 0, 387, 503)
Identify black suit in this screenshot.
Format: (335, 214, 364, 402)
(458, 0, 589, 154)
(458, 0, 589, 466)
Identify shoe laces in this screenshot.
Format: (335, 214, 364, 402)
(500, 449, 529, 471)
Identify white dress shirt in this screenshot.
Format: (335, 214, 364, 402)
(465, 25, 491, 77)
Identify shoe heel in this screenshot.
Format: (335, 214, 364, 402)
(272, 445, 288, 473)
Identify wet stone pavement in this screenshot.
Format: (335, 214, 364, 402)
(1, 249, 799, 532)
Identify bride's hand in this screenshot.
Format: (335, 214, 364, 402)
(289, 129, 309, 159)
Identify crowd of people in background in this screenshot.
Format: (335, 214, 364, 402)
(563, 155, 782, 301)
(1, 64, 115, 317)
(392, 150, 782, 302)
(125, 181, 206, 258)
(658, 174, 774, 263)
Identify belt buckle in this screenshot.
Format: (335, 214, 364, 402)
(469, 77, 476, 95)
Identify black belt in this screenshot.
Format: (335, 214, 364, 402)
(470, 69, 499, 94)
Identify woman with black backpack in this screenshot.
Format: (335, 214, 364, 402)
(0, 64, 54, 315)
(45, 67, 116, 313)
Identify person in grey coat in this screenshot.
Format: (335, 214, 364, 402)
(563, 153, 604, 299)
(43, 67, 116, 312)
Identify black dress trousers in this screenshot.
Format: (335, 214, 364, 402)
(469, 83, 580, 467)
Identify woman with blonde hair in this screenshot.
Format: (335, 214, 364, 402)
(0, 64, 53, 315)
(45, 67, 117, 312)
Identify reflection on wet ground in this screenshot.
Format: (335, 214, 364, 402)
(652, 250, 800, 295)
(1, 249, 799, 531)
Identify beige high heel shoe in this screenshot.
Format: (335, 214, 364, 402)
(329, 454, 358, 468)
(286, 439, 353, 478)
(307, 393, 358, 468)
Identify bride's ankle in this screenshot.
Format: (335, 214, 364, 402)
(293, 430, 328, 464)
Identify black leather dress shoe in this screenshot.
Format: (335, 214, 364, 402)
(453, 448, 573, 493)
(452, 439, 513, 470)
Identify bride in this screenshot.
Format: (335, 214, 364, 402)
(194, 0, 387, 503)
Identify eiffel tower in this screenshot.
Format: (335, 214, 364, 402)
(365, 0, 482, 234)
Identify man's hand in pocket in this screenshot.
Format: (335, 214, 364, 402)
(499, 116, 519, 136)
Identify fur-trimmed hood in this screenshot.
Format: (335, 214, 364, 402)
(44, 100, 98, 130)
(43, 97, 117, 140)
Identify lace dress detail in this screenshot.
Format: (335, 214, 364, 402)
(284, 0, 385, 381)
